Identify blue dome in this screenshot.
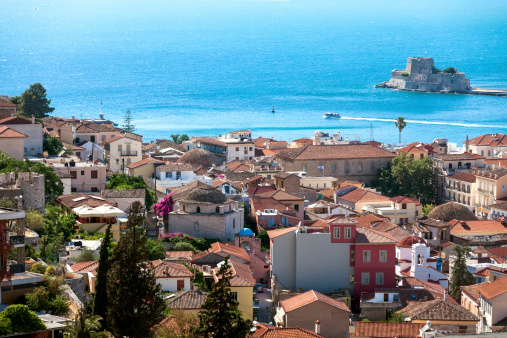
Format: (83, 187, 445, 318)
(239, 228, 254, 236)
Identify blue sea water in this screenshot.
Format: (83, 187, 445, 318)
(1, 0, 506, 145)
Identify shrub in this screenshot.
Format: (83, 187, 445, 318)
(51, 295, 69, 316)
(26, 286, 51, 311)
(361, 318, 370, 322)
(401, 72, 409, 77)
(173, 242, 198, 253)
(45, 265, 57, 276)
(0, 304, 45, 333)
(432, 67, 442, 74)
(443, 67, 457, 74)
(0, 317, 12, 335)
(44, 276, 65, 299)
(30, 262, 47, 275)
(158, 232, 219, 251)
(74, 249, 98, 263)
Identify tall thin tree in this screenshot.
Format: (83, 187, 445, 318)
(93, 223, 112, 329)
(395, 116, 407, 144)
(106, 202, 165, 338)
(122, 110, 136, 133)
(449, 245, 476, 302)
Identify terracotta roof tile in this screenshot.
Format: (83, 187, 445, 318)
(267, 227, 296, 239)
(399, 299, 478, 321)
(213, 258, 255, 287)
(103, 134, 137, 143)
(149, 260, 193, 278)
(277, 144, 396, 161)
(157, 162, 196, 172)
(467, 133, 507, 147)
(250, 196, 297, 214)
(355, 227, 397, 244)
(461, 282, 491, 303)
(396, 235, 429, 248)
(352, 322, 424, 338)
(0, 126, 28, 138)
(57, 194, 117, 209)
(210, 242, 251, 263)
(280, 290, 349, 313)
(70, 261, 98, 273)
(0, 98, 17, 107)
(251, 324, 323, 338)
(126, 157, 164, 169)
(478, 277, 507, 300)
(101, 189, 145, 199)
(440, 241, 455, 248)
(449, 219, 507, 235)
(389, 196, 421, 206)
(436, 152, 485, 160)
(166, 251, 194, 258)
(485, 159, 507, 169)
(166, 290, 209, 309)
(448, 172, 477, 183)
(0, 115, 37, 125)
(337, 188, 390, 204)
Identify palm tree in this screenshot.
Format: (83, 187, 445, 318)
(64, 309, 110, 338)
(395, 117, 407, 144)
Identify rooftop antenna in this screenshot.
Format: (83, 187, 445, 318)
(370, 122, 374, 141)
(100, 101, 104, 120)
(272, 106, 275, 113)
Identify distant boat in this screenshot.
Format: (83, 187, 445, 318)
(323, 112, 341, 119)
(272, 106, 275, 113)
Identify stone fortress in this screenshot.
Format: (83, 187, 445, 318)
(377, 57, 470, 92)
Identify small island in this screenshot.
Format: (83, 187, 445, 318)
(376, 57, 507, 97)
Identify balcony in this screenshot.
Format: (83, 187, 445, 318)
(120, 151, 138, 157)
(9, 234, 25, 247)
(9, 263, 25, 274)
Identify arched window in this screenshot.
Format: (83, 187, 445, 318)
(417, 254, 424, 266)
(216, 206, 220, 213)
(196, 206, 200, 213)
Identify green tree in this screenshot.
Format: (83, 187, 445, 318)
(422, 204, 435, 217)
(443, 67, 457, 74)
(26, 286, 51, 311)
(376, 153, 434, 205)
(42, 204, 76, 241)
(172, 242, 198, 253)
(107, 202, 165, 338)
(170, 134, 180, 144)
(258, 230, 270, 251)
(26, 209, 45, 230)
(64, 309, 109, 338)
(122, 110, 136, 133)
(0, 317, 12, 335)
(394, 117, 407, 144)
(449, 245, 476, 302)
(179, 134, 190, 143)
(43, 136, 64, 155)
(93, 224, 112, 330)
(432, 67, 442, 74)
(146, 239, 167, 260)
(106, 173, 155, 210)
(75, 249, 98, 263)
(194, 257, 252, 337)
(0, 305, 45, 333)
(29, 262, 47, 274)
(388, 312, 405, 322)
(17, 83, 55, 118)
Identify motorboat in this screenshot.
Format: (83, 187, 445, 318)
(323, 112, 341, 119)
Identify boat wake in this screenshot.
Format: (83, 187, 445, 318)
(340, 116, 506, 129)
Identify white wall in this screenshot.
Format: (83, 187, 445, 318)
(3, 123, 43, 156)
(157, 277, 191, 292)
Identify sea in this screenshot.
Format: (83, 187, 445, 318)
(1, 0, 506, 145)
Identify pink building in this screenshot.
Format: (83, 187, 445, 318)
(53, 160, 107, 193)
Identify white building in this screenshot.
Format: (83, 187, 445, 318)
(444, 172, 477, 212)
(75, 140, 104, 161)
(194, 130, 255, 162)
(150, 162, 213, 194)
(150, 260, 193, 292)
(362, 196, 422, 225)
(0, 115, 43, 156)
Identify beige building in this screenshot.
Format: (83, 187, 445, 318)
(299, 176, 338, 190)
(467, 133, 507, 159)
(362, 196, 422, 225)
(444, 172, 477, 213)
(0, 126, 27, 160)
(396, 144, 428, 159)
(335, 186, 392, 213)
(276, 144, 395, 185)
(126, 157, 165, 184)
(194, 130, 255, 162)
(103, 134, 143, 172)
(0, 98, 17, 119)
(53, 161, 107, 193)
(0, 115, 43, 157)
(474, 169, 507, 219)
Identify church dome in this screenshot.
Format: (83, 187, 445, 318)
(397, 235, 429, 248)
(239, 228, 254, 237)
(178, 148, 222, 168)
(183, 185, 227, 204)
(427, 202, 477, 222)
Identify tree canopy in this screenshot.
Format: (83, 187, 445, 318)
(12, 83, 55, 118)
(106, 173, 155, 210)
(43, 136, 64, 155)
(170, 134, 190, 144)
(376, 153, 434, 205)
(194, 256, 251, 337)
(106, 202, 165, 338)
(122, 110, 136, 133)
(394, 117, 407, 144)
(0, 305, 46, 333)
(449, 245, 476, 302)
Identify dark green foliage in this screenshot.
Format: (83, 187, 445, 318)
(106, 173, 155, 210)
(0, 304, 46, 333)
(15, 83, 55, 118)
(170, 134, 189, 144)
(30, 262, 47, 274)
(258, 230, 270, 251)
(376, 153, 434, 205)
(0, 317, 12, 335)
(188, 267, 208, 291)
(51, 296, 70, 316)
(0, 152, 63, 204)
(450, 245, 476, 302)
(443, 67, 457, 74)
(123, 110, 136, 133)
(194, 257, 252, 337)
(74, 249, 98, 263)
(43, 136, 64, 155)
(146, 239, 167, 260)
(388, 312, 405, 322)
(432, 67, 442, 74)
(26, 276, 69, 315)
(26, 286, 51, 311)
(159, 232, 219, 252)
(394, 117, 406, 144)
(64, 309, 109, 338)
(172, 242, 198, 253)
(26, 244, 40, 259)
(107, 202, 166, 338)
(40, 204, 76, 241)
(400, 72, 409, 77)
(93, 223, 112, 330)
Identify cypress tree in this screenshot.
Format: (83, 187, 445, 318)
(93, 223, 112, 329)
(449, 245, 476, 302)
(194, 256, 252, 338)
(106, 202, 165, 338)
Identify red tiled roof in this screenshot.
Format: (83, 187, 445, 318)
(165, 251, 195, 258)
(361, 140, 382, 147)
(467, 133, 507, 147)
(126, 157, 164, 169)
(354, 214, 398, 232)
(488, 247, 507, 258)
(210, 242, 251, 263)
(291, 137, 313, 144)
(0, 98, 17, 107)
(389, 196, 421, 206)
(440, 241, 455, 248)
(149, 260, 193, 278)
(449, 219, 507, 235)
(355, 227, 397, 244)
(57, 194, 117, 209)
(0, 126, 28, 138)
(251, 324, 323, 338)
(0, 115, 37, 125)
(277, 144, 396, 161)
(352, 322, 423, 338)
(280, 290, 349, 313)
(213, 257, 255, 287)
(397, 144, 427, 154)
(157, 162, 195, 172)
(478, 277, 507, 300)
(397, 235, 429, 248)
(399, 299, 478, 322)
(267, 227, 296, 239)
(103, 134, 138, 143)
(461, 282, 490, 303)
(250, 196, 297, 214)
(337, 188, 390, 204)
(448, 172, 477, 183)
(70, 261, 99, 273)
(485, 159, 507, 168)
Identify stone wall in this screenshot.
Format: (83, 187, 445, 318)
(65, 273, 86, 303)
(0, 172, 45, 211)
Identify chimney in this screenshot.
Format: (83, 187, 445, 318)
(31, 114, 35, 124)
(465, 135, 469, 153)
(72, 115, 75, 120)
(315, 320, 321, 335)
(327, 205, 331, 216)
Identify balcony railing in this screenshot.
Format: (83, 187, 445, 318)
(9, 264, 25, 274)
(120, 151, 138, 157)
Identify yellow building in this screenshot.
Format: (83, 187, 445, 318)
(126, 157, 165, 185)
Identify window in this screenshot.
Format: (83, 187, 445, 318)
(90, 136, 95, 142)
(81, 170, 85, 176)
(116, 159, 119, 165)
(236, 147, 239, 151)
(376, 273, 384, 285)
(371, 162, 375, 171)
(384, 294, 388, 301)
(216, 206, 220, 213)
(167, 171, 173, 179)
(101, 135, 106, 141)
(481, 150, 484, 156)
(91, 187, 98, 192)
(249, 147, 253, 151)
(196, 207, 200, 213)
(449, 163, 453, 169)
(345, 227, 351, 239)
(358, 163, 362, 171)
(230, 292, 238, 301)
(194, 222, 199, 231)
(349, 274, 354, 285)
(24, 147, 27, 155)
(345, 163, 349, 174)
(91, 170, 98, 179)
(350, 250, 355, 263)
(488, 150, 491, 156)
(379, 250, 387, 263)
(363, 250, 371, 263)
(233, 219, 236, 228)
(70, 171, 77, 179)
(303, 165, 307, 173)
(402, 203, 407, 209)
(118, 144, 122, 152)
(75, 138, 80, 143)
(294, 204, 299, 212)
(332, 164, 336, 171)
(71, 187, 77, 193)
(503, 184, 506, 193)
(361, 273, 370, 285)
(393, 294, 400, 302)
(333, 227, 340, 239)
(177, 280, 184, 291)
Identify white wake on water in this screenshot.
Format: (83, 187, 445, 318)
(340, 116, 506, 129)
